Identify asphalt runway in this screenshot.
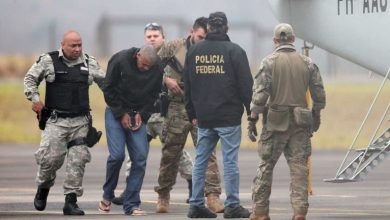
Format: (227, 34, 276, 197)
(1, 143, 390, 219)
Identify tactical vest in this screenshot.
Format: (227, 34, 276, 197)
(45, 51, 90, 113)
(270, 51, 310, 108)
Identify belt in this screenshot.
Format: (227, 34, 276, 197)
(56, 112, 89, 118)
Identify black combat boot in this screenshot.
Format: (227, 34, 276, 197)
(186, 179, 193, 203)
(187, 205, 217, 218)
(63, 193, 85, 215)
(224, 205, 251, 218)
(34, 187, 50, 211)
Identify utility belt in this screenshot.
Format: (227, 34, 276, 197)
(55, 111, 89, 118)
(36, 108, 101, 149)
(37, 109, 89, 130)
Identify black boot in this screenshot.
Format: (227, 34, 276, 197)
(111, 191, 124, 205)
(188, 205, 217, 218)
(63, 193, 85, 215)
(224, 205, 250, 218)
(186, 179, 192, 203)
(34, 187, 50, 211)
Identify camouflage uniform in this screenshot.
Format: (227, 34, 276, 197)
(24, 49, 105, 196)
(154, 38, 222, 196)
(125, 112, 193, 180)
(250, 44, 326, 217)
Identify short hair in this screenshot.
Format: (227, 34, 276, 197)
(144, 22, 164, 36)
(193, 17, 208, 31)
(207, 11, 228, 34)
(139, 44, 158, 66)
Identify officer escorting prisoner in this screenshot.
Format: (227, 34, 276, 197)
(247, 23, 326, 220)
(23, 30, 105, 215)
(155, 17, 224, 213)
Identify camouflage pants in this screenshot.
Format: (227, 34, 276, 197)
(124, 113, 193, 180)
(252, 124, 311, 216)
(34, 115, 91, 196)
(154, 101, 222, 195)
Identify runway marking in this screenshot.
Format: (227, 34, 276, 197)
(313, 194, 357, 198)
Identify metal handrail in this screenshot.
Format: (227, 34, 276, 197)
(335, 67, 390, 178)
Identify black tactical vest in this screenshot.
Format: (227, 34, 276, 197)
(45, 51, 90, 113)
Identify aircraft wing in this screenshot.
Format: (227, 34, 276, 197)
(268, 0, 390, 75)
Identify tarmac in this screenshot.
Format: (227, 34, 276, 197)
(1, 143, 390, 220)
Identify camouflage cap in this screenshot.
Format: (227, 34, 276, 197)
(274, 23, 294, 42)
(208, 11, 227, 27)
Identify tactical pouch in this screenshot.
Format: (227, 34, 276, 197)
(266, 106, 290, 132)
(293, 107, 313, 128)
(85, 124, 102, 147)
(37, 108, 51, 130)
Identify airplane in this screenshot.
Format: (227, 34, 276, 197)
(267, 0, 390, 183)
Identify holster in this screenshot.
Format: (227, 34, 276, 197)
(37, 108, 51, 130)
(159, 91, 170, 117)
(68, 116, 102, 148)
(85, 117, 102, 147)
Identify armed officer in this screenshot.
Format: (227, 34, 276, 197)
(23, 30, 105, 215)
(154, 17, 224, 214)
(248, 23, 326, 220)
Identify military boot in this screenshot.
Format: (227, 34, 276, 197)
(188, 205, 217, 218)
(34, 187, 50, 211)
(63, 193, 85, 215)
(206, 193, 224, 213)
(156, 192, 170, 213)
(249, 213, 271, 220)
(186, 179, 192, 203)
(292, 215, 306, 220)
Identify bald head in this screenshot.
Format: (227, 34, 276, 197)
(61, 30, 82, 60)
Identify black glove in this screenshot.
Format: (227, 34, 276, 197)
(247, 116, 258, 142)
(312, 110, 321, 132)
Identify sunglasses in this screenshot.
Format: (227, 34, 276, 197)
(144, 22, 161, 30)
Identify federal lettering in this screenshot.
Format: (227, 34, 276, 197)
(195, 55, 225, 64)
(195, 65, 225, 74)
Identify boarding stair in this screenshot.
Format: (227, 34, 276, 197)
(324, 68, 390, 183)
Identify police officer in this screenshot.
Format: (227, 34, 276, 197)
(248, 23, 326, 220)
(23, 30, 105, 215)
(154, 17, 224, 213)
(184, 12, 253, 218)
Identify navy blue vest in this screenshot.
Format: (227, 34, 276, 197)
(45, 51, 90, 113)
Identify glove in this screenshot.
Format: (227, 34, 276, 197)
(312, 110, 321, 132)
(247, 117, 258, 142)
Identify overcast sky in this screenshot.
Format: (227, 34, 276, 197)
(0, 0, 277, 56)
(0, 0, 373, 78)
